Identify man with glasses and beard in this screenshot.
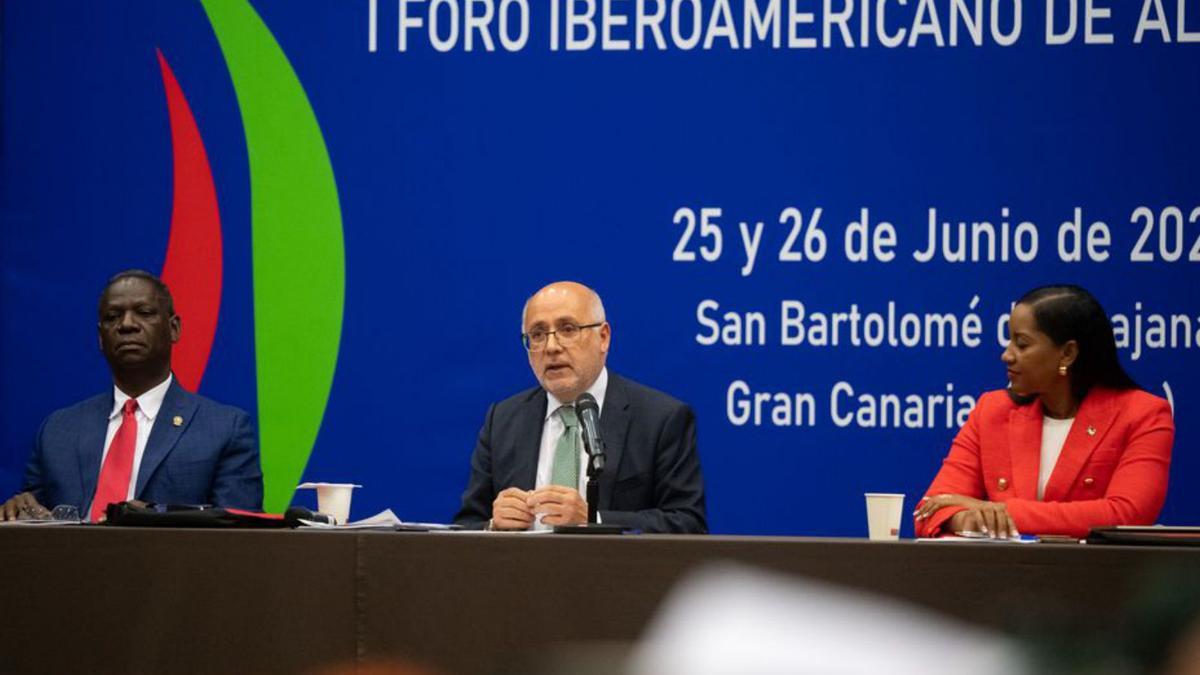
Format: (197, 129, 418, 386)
(454, 281, 706, 533)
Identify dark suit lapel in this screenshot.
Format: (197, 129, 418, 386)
(511, 389, 547, 490)
(1043, 389, 1117, 502)
(1008, 399, 1042, 500)
(78, 393, 115, 508)
(135, 380, 197, 497)
(598, 375, 631, 509)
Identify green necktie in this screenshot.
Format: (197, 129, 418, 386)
(551, 405, 579, 488)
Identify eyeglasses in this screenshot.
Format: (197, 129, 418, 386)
(522, 322, 603, 351)
(15, 504, 80, 523)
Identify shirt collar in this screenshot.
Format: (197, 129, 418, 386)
(111, 374, 173, 421)
(545, 367, 608, 421)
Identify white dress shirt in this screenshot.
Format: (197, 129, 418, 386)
(1038, 415, 1075, 500)
(87, 375, 173, 515)
(532, 367, 608, 529)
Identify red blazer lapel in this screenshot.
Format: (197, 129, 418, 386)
(1007, 398, 1042, 500)
(1042, 388, 1118, 502)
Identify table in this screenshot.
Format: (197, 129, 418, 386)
(2, 528, 1196, 674)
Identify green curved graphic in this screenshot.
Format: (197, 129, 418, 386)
(200, 0, 345, 512)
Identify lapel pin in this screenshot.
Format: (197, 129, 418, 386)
(173, 415, 184, 427)
(1087, 425, 1096, 436)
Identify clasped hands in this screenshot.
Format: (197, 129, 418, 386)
(491, 486, 588, 530)
(913, 493, 1020, 539)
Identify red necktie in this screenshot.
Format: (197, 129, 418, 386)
(91, 398, 139, 522)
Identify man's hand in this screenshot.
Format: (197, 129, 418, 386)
(527, 485, 588, 526)
(491, 487, 535, 530)
(914, 493, 1020, 539)
(1, 492, 48, 522)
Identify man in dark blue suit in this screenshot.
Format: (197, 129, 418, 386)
(0, 270, 262, 521)
(454, 282, 706, 533)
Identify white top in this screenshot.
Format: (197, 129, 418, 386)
(88, 375, 173, 514)
(1038, 415, 1075, 500)
(532, 367, 609, 529)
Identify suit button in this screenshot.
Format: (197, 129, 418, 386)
(997, 477, 1008, 491)
(1083, 477, 1095, 486)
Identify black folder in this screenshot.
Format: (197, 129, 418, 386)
(1086, 525, 1200, 546)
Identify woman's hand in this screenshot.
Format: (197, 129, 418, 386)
(914, 493, 1020, 539)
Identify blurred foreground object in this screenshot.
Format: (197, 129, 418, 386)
(630, 563, 1026, 675)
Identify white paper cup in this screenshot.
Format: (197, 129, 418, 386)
(864, 493, 904, 541)
(297, 483, 361, 525)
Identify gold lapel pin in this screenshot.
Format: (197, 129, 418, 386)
(1087, 425, 1096, 436)
(173, 415, 184, 427)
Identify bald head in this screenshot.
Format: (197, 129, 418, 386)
(522, 282, 605, 329)
(521, 281, 611, 403)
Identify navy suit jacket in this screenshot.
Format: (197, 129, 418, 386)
(454, 373, 706, 533)
(22, 379, 263, 511)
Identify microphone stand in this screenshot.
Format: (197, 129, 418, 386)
(585, 441, 605, 524)
(554, 423, 622, 533)
(556, 393, 623, 534)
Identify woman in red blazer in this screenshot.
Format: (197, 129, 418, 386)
(913, 285, 1174, 539)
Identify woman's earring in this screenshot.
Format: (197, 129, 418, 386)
(1058, 365, 1068, 376)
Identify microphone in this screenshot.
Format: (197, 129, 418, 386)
(284, 506, 337, 527)
(574, 392, 610, 527)
(575, 393, 605, 470)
